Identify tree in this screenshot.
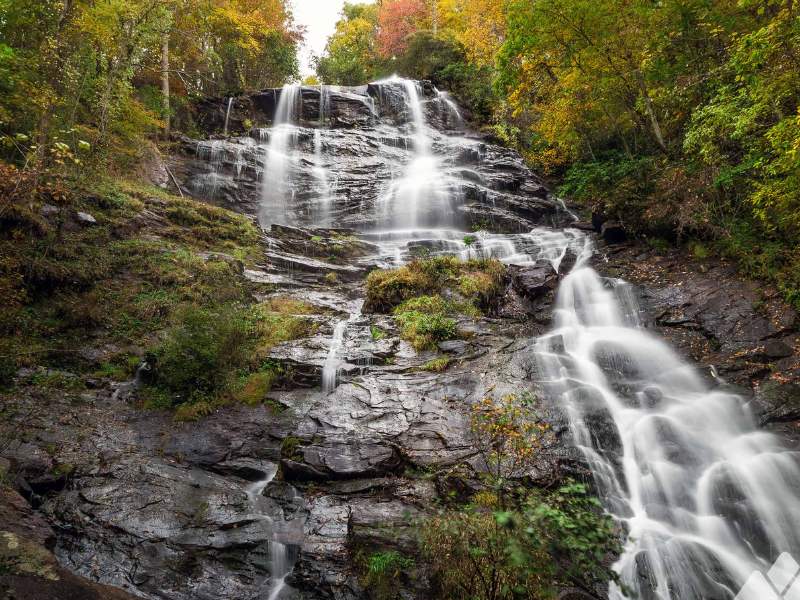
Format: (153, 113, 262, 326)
(376, 0, 429, 58)
(315, 3, 383, 85)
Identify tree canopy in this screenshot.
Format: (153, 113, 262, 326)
(0, 0, 300, 170)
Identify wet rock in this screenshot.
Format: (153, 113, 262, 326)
(511, 263, 558, 301)
(757, 382, 800, 425)
(438, 340, 467, 354)
(601, 221, 626, 244)
(571, 220, 595, 232)
(591, 211, 606, 232)
(40, 203, 59, 218)
(763, 339, 793, 359)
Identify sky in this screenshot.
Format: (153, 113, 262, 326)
(291, 0, 374, 78)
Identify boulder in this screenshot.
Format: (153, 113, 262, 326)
(601, 221, 626, 244)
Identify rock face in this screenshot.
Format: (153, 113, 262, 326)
(169, 80, 566, 232)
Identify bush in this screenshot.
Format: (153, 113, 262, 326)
(365, 256, 505, 314)
(152, 304, 251, 403)
(360, 550, 416, 600)
(422, 356, 450, 372)
(394, 295, 457, 350)
(420, 483, 621, 600)
(418, 393, 621, 599)
(364, 264, 438, 313)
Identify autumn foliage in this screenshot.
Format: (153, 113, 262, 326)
(376, 0, 429, 57)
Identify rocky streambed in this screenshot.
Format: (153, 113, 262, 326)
(1, 80, 799, 600)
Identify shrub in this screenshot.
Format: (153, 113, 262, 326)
(420, 509, 554, 600)
(364, 256, 505, 314)
(422, 356, 450, 372)
(420, 483, 622, 600)
(394, 295, 457, 350)
(418, 393, 621, 599)
(360, 550, 416, 600)
(231, 370, 279, 405)
(364, 264, 437, 312)
(470, 394, 550, 495)
(152, 304, 250, 403)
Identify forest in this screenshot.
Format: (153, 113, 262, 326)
(1, 1, 800, 600)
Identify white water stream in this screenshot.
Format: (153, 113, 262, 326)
(261, 84, 300, 227)
(223, 97, 234, 137)
(533, 230, 800, 599)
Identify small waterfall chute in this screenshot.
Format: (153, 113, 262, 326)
(223, 97, 233, 136)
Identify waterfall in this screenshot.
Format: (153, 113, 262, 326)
(223, 97, 233, 136)
(313, 129, 332, 224)
(319, 84, 329, 125)
(322, 307, 361, 393)
(436, 89, 464, 129)
(267, 541, 291, 600)
(533, 229, 800, 599)
(379, 77, 452, 229)
(261, 84, 300, 227)
(243, 463, 298, 599)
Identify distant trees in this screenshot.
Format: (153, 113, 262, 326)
(0, 0, 300, 171)
(315, 3, 381, 86)
(376, 0, 429, 58)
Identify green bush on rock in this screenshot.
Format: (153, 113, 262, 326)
(419, 393, 621, 600)
(365, 256, 506, 351)
(144, 298, 315, 413)
(394, 296, 458, 351)
(151, 304, 250, 402)
(359, 550, 416, 600)
(364, 256, 506, 314)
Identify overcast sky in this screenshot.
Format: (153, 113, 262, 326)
(292, 0, 374, 78)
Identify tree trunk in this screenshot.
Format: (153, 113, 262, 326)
(161, 33, 171, 138)
(635, 70, 666, 152)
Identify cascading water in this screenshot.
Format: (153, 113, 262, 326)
(381, 77, 453, 229)
(322, 304, 362, 394)
(436, 89, 464, 129)
(313, 129, 332, 224)
(223, 97, 233, 136)
(267, 541, 291, 600)
(533, 229, 800, 599)
(261, 84, 300, 227)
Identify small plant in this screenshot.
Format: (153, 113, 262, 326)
(370, 325, 386, 340)
(422, 356, 450, 372)
(360, 550, 415, 600)
(470, 394, 551, 497)
(231, 369, 279, 405)
(463, 234, 477, 247)
(394, 295, 457, 350)
(689, 241, 709, 259)
(281, 435, 303, 461)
